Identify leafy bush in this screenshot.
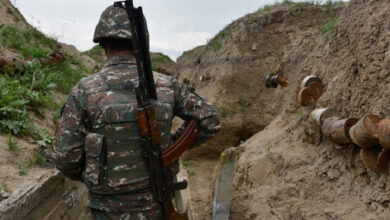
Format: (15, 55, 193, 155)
(49, 56, 87, 93)
(0, 76, 33, 134)
(0, 26, 88, 141)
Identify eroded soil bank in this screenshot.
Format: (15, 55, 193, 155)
(177, 0, 390, 219)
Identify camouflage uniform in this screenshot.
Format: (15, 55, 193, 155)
(53, 5, 220, 218)
(53, 54, 221, 218)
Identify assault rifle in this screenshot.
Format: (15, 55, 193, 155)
(113, 1, 200, 219)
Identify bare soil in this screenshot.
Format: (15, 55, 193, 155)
(177, 1, 390, 219)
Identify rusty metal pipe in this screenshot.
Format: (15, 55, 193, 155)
(266, 74, 288, 88)
(322, 118, 358, 145)
(360, 148, 390, 172)
(311, 108, 337, 126)
(308, 81, 323, 99)
(378, 119, 390, 150)
(300, 75, 322, 88)
(298, 87, 317, 106)
(322, 117, 340, 143)
(349, 115, 381, 149)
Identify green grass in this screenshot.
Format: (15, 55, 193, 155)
(0, 25, 56, 59)
(7, 132, 18, 153)
(0, 76, 34, 134)
(182, 160, 196, 176)
(0, 183, 10, 195)
(182, 160, 190, 168)
(150, 52, 175, 71)
(282, 0, 341, 7)
(266, 141, 272, 154)
(319, 16, 339, 33)
(256, 0, 344, 13)
(0, 25, 88, 143)
(18, 162, 29, 176)
(238, 95, 249, 106)
(187, 170, 196, 176)
(83, 44, 102, 54)
(35, 128, 54, 148)
(212, 41, 222, 51)
(217, 105, 238, 117)
(30, 152, 47, 167)
(207, 30, 228, 52)
(46, 56, 88, 93)
(151, 52, 174, 64)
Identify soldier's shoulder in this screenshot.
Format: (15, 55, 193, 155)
(154, 72, 177, 87)
(77, 71, 105, 95)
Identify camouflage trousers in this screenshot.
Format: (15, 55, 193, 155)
(90, 208, 163, 220)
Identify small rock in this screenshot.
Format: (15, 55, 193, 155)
(0, 190, 10, 200)
(252, 43, 258, 51)
(327, 169, 341, 180)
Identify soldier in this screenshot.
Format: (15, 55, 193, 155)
(52, 5, 221, 220)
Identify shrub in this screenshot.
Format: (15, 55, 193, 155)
(0, 76, 33, 134)
(0, 26, 88, 140)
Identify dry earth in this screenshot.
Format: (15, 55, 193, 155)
(177, 0, 390, 219)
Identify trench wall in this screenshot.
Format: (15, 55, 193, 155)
(0, 170, 91, 220)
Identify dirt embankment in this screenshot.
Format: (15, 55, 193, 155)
(0, 0, 29, 29)
(176, 3, 345, 219)
(0, 0, 97, 202)
(177, 3, 343, 157)
(232, 1, 390, 219)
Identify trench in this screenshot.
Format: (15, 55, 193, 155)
(0, 122, 264, 220)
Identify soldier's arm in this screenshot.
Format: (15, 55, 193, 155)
(173, 81, 221, 148)
(52, 83, 87, 180)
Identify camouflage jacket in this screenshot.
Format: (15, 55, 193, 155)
(52, 55, 221, 212)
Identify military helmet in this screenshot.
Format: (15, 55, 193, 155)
(93, 5, 132, 43)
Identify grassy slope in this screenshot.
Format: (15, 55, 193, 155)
(0, 24, 91, 196)
(0, 25, 89, 137)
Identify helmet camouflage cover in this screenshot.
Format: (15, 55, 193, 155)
(93, 5, 132, 43)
